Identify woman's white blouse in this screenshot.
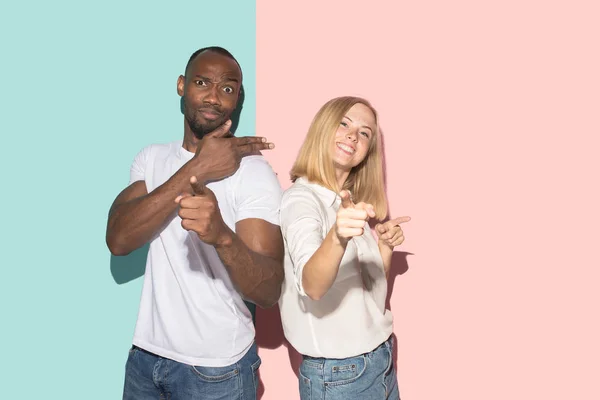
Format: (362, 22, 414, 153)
(278, 177, 393, 358)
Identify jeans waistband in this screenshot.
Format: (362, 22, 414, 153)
(132, 345, 161, 358)
(303, 335, 393, 361)
(131, 342, 259, 365)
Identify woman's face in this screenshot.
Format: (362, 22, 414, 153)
(330, 103, 376, 174)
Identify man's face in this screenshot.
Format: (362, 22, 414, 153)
(177, 51, 242, 139)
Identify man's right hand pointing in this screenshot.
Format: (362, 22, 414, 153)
(187, 120, 275, 184)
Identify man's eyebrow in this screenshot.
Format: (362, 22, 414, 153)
(194, 75, 240, 84)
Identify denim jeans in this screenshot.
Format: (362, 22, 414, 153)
(122, 342, 261, 400)
(298, 336, 400, 400)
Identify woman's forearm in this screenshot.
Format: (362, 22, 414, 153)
(301, 227, 347, 300)
(379, 243, 393, 278)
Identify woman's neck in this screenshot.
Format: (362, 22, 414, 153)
(335, 169, 350, 190)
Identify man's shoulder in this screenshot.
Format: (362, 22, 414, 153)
(228, 155, 282, 198)
(140, 140, 181, 152)
(237, 155, 278, 178)
(238, 154, 272, 167)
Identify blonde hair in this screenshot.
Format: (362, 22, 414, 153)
(290, 96, 388, 219)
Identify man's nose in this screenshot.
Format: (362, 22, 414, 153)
(203, 85, 221, 106)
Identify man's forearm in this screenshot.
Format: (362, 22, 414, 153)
(215, 229, 284, 308)
(107, 165, 195, 255)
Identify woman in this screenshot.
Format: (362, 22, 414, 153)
(279, 96, 409, 400)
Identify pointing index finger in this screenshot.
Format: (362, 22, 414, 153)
(339, 190, 355, 209)
(390, 216, 411, 226)
(235, 137, 274, 156)
(355, 202, 376, 219)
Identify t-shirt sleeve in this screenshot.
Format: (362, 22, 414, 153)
(233, 156, 283, 226)
(129, 145, 152, 185)
(279, 187, 325, 297)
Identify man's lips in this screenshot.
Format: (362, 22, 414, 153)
(198, 108, 221, 120)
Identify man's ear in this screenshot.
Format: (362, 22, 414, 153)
(177, 75, 185, 96)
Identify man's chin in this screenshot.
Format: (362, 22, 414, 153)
(206, 115, 230, 129)
(191, 121, 223, 139)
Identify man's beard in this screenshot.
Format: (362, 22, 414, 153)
(185, 114, 222, 140)
(184, 105, 230, 140)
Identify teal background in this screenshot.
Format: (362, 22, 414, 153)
(0, 1, 255, 398)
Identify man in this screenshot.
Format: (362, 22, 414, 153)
(106, 46, 284, 400)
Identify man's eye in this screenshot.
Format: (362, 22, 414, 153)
(223, 87, 234, 94)
(194, 80, 207, 86)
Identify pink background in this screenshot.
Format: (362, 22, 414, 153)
(256, 1, 600, 399)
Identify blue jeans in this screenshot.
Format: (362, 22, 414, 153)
(123, 342, 261, 400)
(298, 336, 400, 400)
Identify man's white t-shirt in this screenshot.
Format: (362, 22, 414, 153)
(128, 140, 282, 367)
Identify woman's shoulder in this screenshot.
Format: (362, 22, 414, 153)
(280, 181, 329, 227)
(283, 179, 316, 200)
(282, 179, 326, 209)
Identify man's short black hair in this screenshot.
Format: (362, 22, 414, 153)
(184, 46, 242, 79)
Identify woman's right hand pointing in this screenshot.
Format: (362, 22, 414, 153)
(334, 190, 376, 246)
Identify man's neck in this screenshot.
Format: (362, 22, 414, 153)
(182, 123, 201, 153)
